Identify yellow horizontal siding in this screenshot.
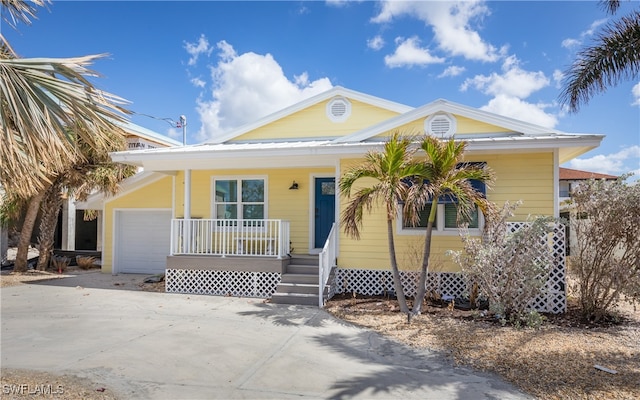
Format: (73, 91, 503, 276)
(372, 113, 513, 140)
(232, 99, 401, 141)
(454, 115, 510, 134)
(102, 175, 174, 273)
(337, 152, 555, 272)
(174, 167, 334, 254)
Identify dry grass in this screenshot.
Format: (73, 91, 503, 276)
(0, 269, 72, 287)
(76, 256, 98, 270)
(325, 295, 640, 400)
(0, 369, 118, 399)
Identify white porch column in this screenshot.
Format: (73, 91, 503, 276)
(61, 197, 76, 251)
(184, 169, 192, 219)
(96, 211, 103, 251)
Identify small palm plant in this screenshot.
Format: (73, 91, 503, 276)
(339, 132, 426, 316)
(407, 136, 494, 318)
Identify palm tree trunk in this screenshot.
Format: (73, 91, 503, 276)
(13, 192, 45, 272)
(387, 218, 410, 315)
(412, 201, 438, 316)
(36, 183, 63, 270)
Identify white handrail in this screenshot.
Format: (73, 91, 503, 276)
(318, 223, 337, 308)
(170, 219, 289, 258)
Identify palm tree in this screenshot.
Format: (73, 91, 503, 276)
(1, 0, 130, 199)
(34, 129, 135, 270)
(559, 0, 640, 112)
(408, 137, 494, 317)
(339, 132, 427, 316)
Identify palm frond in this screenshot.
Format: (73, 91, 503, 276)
(600, 0, 621, 15)
(0, 0, 49, 29)
(0, 54, 131, 198)
(559, 10, 640, 112)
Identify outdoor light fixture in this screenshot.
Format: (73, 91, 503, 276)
(289, 181, 299, 190)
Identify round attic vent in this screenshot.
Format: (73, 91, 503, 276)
(327, 97, 351, 122)
(425, 113, 456, 138)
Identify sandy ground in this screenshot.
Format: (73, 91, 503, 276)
(325, 295, 640, 400)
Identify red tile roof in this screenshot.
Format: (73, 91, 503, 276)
(559, 167, 617, 180)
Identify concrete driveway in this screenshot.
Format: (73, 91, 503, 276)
(1, 272, 530, 399)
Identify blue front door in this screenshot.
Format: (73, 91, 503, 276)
(314, 177, 336, 248)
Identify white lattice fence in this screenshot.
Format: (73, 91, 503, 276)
(166, 269, 281, 298)
(331, 223, 566, 313)
(507, 222, 566, 313)
(332, 269, 467, 299)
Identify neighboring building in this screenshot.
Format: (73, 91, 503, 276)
(558, 167, 618, 256)
(59, 122, 181, 252)
(78, 87, 604, 311)
(559, 167, 617, 203)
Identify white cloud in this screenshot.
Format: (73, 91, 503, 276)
(438, 65, 466, 78)
(184, 34, 213, 66)
(567, 146, 640, 177)
(194, 40, 333, 141)
(190, 77, 206, 88)
(552, 69, 563, 89)
(584, 18, 608, 36)
(384, 36, 445, 68)
(561, 38, 580, 49)
(325, 0, 358, 7)
(461, 55, 549, 99)
(372, 0, 501, 62)
(561, 18, 607, 49)
(367, 35, 385, 51)
(481, 95, 558, 128)
(632, 82, 640, 106)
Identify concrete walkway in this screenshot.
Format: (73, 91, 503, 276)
(1, 272, 531, 399)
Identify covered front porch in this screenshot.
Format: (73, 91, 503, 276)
(166, 218, 338, 306)
(170, 218, 291, 258)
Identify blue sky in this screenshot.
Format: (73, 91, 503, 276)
(4, 0, 639, 177)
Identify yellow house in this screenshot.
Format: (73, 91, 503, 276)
(81, 87, 603, 311)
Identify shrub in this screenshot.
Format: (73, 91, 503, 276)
(568, 176, 640, 322)
(76, 256, 98, 270)
(449, 201, 555, 323)
(51, 255, 71, 273)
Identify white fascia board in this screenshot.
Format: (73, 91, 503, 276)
(335, 98, 567, 143)
(207, 86, 413, 145)
(463, 135, 604, 155)
(112, 134, 603, 172)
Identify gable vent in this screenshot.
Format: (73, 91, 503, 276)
(326, 97, 351, 122)
(425, 113, 456, 138)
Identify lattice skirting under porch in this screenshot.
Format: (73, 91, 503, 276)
(166, 269, 281, 298)
(330, 268, 566, 314)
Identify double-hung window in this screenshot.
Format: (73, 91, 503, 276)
(213, 178, 266, 221)
(398, 163, 486, 235)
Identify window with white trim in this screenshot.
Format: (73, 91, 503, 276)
(397, 163, 486, 235)
(405, 202, 481, 231)
(213, 178, 266, 220)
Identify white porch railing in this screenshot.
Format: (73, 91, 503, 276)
(171, 219, 290, 259)
(319, 223, 338, 307)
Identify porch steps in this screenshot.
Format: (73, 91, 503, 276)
(271, 256, 320, 306)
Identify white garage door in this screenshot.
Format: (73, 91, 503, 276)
(115, 210, 172, 274)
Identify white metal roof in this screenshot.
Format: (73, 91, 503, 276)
(117, 120, 182, 147)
